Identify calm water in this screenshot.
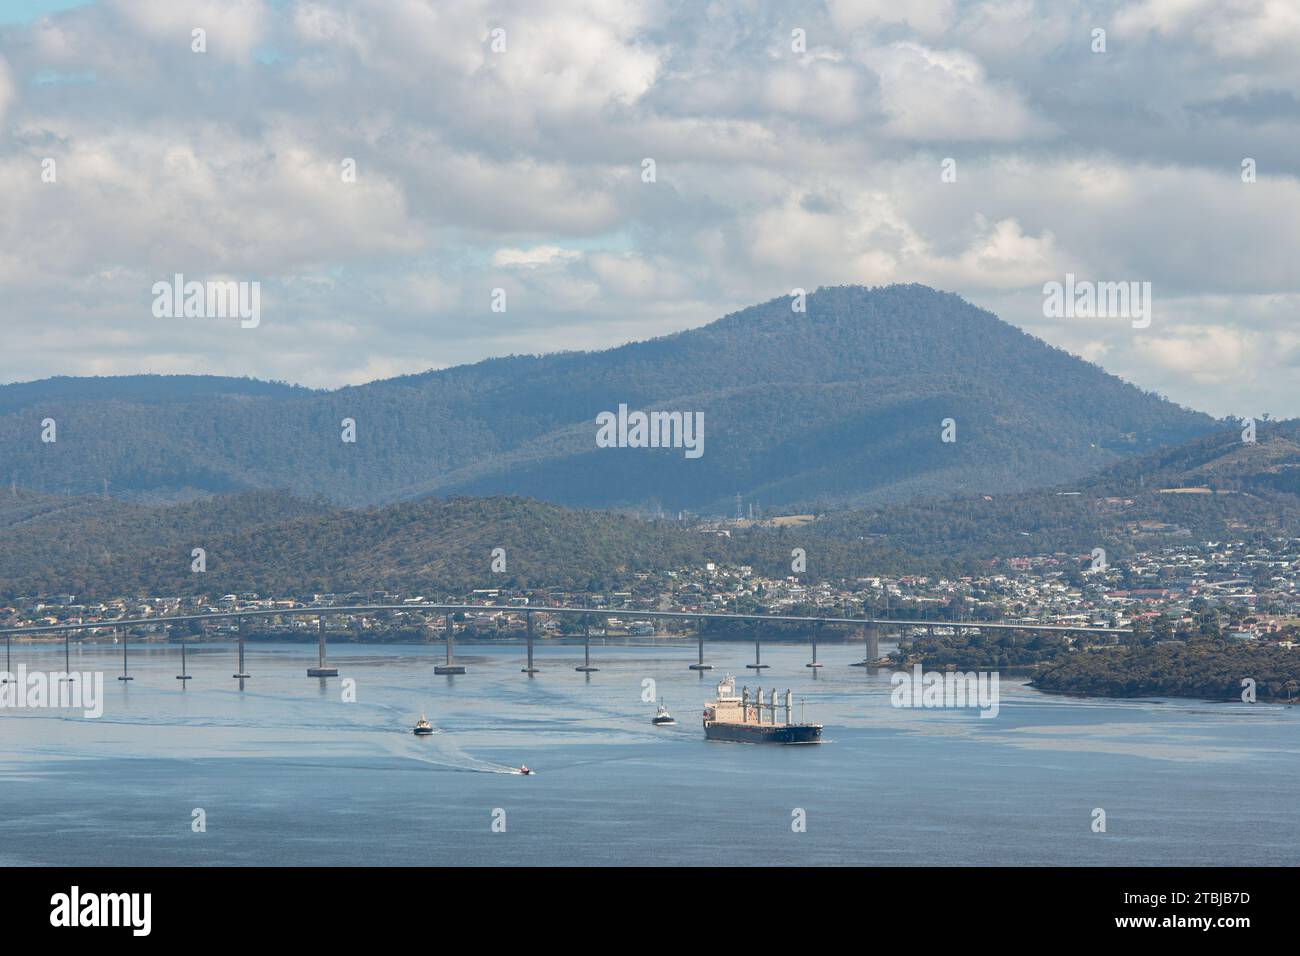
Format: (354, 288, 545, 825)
(2, 639, 1296, 866)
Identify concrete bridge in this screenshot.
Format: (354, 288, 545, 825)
(0, 603, 1131, 682)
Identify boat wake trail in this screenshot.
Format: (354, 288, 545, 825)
(433, 735, 524, 774)
(378, 734, 521, 775)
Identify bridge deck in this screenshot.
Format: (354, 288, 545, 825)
(0, 604, 1131, 637)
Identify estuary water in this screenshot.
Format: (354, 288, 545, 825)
(1, 639, 1296, 866)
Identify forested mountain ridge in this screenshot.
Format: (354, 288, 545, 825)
(810, 423, 1300, 563)
(0, 374, 311, 416)
(0, 490, 707, 599)
(0, 285, 1215, 512)
(1, 426, 1296, 601)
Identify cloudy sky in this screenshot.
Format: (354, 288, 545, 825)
(1, 0, 1297, 417)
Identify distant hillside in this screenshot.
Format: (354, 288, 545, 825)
(810, 423, 1300, 564)
(0, 487, 983, 601)
(0, 491, 710, 600)
(0, 285, 1214, 511)
(0, 489, 332, 598)
(2, 426, 1296, 601)
(0, 374, 310, 415)
(1074, 422, 1300, 497)
(1034, 643, 1300, 702)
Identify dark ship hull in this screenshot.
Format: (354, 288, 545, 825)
(704, 721, 822, 744)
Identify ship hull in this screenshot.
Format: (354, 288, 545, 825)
(703, 722, 822, 744)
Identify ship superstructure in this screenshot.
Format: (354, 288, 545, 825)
(702, 675, 822, 744)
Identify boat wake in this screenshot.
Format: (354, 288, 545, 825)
(377, 733, 525, 775)
(435, 736, 527, 774)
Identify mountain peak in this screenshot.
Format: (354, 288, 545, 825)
(0, 286, 1214, 513)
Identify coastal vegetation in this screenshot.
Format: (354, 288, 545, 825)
(1033, 642, 1300, 702)
(894, 611, 1300, 701)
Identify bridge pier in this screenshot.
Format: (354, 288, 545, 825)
(117, 627, 133, 681)
(2, 633, 10, 683)
(435, 612, 465, 674)
(521, 612, 539, 674)
(232, 617, 250, 680)
(807, 621, 824, 668)
(850, 622, 880, 666)
(576, 618, 598, 672)
(688, 620, 713, 670)
(745, 624, 769, 670)
(176, 630, 191, 681)
(308, 614, 340, 677)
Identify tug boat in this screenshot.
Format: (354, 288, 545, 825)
(413, 713, 434, 736)
(652, 701, 676, 726)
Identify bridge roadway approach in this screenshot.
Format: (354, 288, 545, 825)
(0, 604, 1131, 680)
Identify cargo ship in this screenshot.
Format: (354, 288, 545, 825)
(702, 675, 822, 744)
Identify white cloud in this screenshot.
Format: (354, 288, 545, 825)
(1133, 324, 1249, 385)
(0, 0, 1296, 419)
(0, 57, 13, 123)
(828, 0, 956, 37)
(491, 245, 583, 268)
(1117, 0, 1300, 60)
(866, 42, 1049, 140)
(109, 0, 270, 63)
(922, 217, 1061, 288)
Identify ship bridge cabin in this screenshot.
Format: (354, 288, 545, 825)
(708, 675, 793, 726)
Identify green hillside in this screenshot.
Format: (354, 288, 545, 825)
(0, 285, 1214, 511)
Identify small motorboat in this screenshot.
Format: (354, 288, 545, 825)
(518, 765, 533, 775)
(413, 713, 434, 736)
(652, 700, 676, 726)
